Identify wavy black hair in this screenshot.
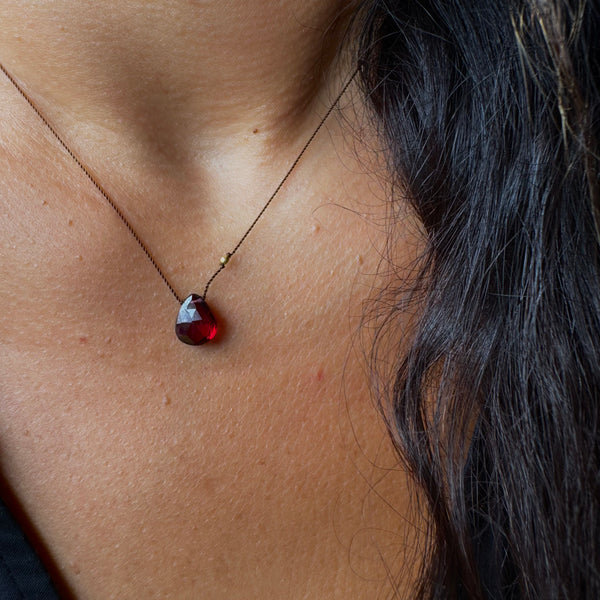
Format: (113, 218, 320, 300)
(355, 1, 600, 598)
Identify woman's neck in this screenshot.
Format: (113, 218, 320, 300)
(0, 0, 352, 165)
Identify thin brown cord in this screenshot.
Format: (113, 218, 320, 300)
(0, 61, 356, 304)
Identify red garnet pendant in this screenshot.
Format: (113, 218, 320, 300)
(175, 294, 217, 345)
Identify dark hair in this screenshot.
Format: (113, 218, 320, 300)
(355, 1, 600, 598)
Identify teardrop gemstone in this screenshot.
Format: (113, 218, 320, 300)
(175, 294, 217, 345)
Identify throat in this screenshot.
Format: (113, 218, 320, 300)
(0, 0, 353, 155)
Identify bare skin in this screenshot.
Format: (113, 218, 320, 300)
(0, 1, 419, 598)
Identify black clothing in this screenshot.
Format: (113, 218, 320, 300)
(0, 497, 59, 600)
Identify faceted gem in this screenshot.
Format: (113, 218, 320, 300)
(175, 294, 217, 345)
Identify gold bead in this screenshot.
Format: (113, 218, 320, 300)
(220, 253, 231, 266)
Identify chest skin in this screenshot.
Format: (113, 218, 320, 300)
(0, 76, 420, 599)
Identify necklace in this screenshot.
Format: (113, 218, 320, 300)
(0, 61, 356, 345)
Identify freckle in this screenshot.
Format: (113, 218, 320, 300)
(41, 199, 48, 206)
(79, 336, 87, 344)
(162, 396, 171, 406)
(68, 219, 74, 226)
(357, 254, 364, 265)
